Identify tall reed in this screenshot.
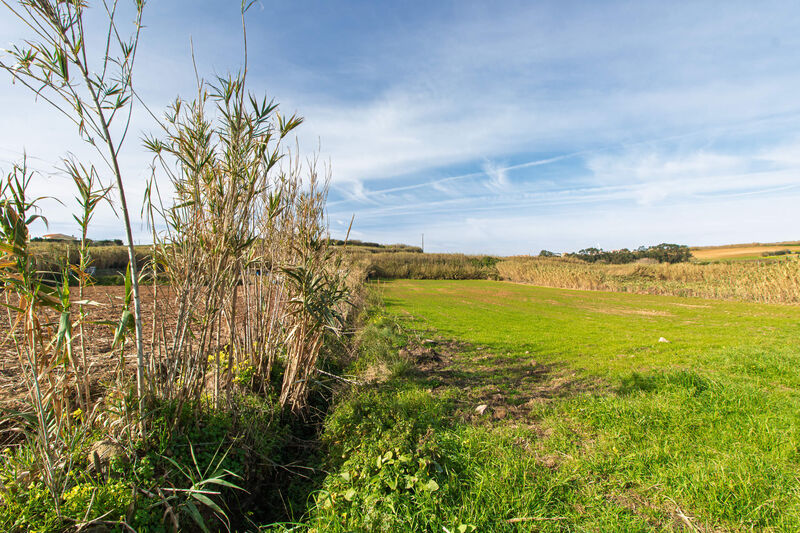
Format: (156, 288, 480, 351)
(1, 0, 148, 418)
(497, 256, 800, 304)
(145, 72, 351, 417)
(0, 162, 93, 519)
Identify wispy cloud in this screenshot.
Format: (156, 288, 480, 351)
(482, 160, 511, 192)
(2, 1, 800, 252)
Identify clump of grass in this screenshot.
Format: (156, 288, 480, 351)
(143, 68, 352, 417)
(347, 293, 412, 380)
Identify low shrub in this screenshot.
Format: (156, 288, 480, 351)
(762, 249, 794, 257)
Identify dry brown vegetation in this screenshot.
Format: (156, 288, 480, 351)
(27, 242, 148, 273)
(358, 252, 499, 280)
(497, 255, 800, 304)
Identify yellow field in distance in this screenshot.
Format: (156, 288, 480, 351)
(691, 241, 800, 260)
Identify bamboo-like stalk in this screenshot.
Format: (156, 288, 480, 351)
(0, 0, 149, 421)
(141, 67, 351, 416)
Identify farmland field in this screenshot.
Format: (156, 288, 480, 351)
(691, 242, 800, 261)
(0, 286, 141, 412)
(312, 279, 800, 531)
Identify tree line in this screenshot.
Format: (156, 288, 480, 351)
(540, 243, 692, 264)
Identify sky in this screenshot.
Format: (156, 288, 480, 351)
(2, 0, 800, 254)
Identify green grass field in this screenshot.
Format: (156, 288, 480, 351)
(307, 280, 800, 531)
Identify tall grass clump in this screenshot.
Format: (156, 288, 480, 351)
(0, 149, 172, 533)
(1, 163, 69, 515)
(0, 0, 148, 414)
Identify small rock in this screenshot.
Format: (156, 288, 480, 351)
(525, 350, 530, 354)
(475, 404, 488, 415)
(422, 339, 437, 346)
(658, 337, 670, 343)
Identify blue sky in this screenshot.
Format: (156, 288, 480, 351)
(2, 1, 800, 254)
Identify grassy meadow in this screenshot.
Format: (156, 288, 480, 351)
(306, 280, 800, 531)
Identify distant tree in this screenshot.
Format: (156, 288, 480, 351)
(539, 249, 557, 257)
(571, 243, 691, 264)
(608, 248, 634, 264)
(646, 243, 691, 263)
(577, 247, 607, 262)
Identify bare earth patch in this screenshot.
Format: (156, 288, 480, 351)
(0, 285, 187, 411)
(582, 305, 675, 317)
(401, 335, 607, 427)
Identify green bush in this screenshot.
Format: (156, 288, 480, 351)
(311, 387, 459, 531)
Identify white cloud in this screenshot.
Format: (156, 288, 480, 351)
(482, 160, 510, 191)
(4, 1, 800, 250)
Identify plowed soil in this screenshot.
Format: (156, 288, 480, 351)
(0, 285, 167, 410)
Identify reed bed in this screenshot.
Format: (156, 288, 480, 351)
(0, 2, 359, 526)
(360, 252, 499, 280)
(497, 256, 800, 304)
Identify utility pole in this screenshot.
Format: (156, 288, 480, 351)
(421, 233, 424, 253)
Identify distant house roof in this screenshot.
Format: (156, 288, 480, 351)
(43, 233, 78, 241)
